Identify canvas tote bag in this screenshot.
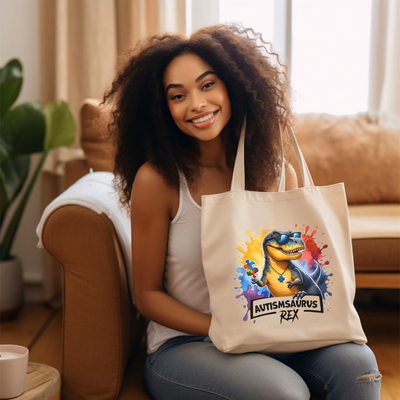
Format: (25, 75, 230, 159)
(200, 118, 367, 354)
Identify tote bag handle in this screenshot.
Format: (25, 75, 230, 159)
(230, 117, 315, 192)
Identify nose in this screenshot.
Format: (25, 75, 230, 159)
(190, 91, 207, 112)
(291, 238, 304, 246)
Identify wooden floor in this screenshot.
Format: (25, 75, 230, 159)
(1, 300, 399, 400)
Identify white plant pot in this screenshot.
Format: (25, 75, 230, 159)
(0, 257, 24, 321)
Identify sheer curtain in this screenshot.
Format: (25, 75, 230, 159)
(39, 0, 185, 308)
(368, 0, 400, 128)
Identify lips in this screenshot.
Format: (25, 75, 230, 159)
(186, 110, 219, 123)
(185, 110, 220, 130)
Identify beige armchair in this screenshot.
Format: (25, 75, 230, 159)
(39, 99, 399, 399)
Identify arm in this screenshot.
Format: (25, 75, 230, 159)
(131, 162, 211, 337)
(287, 266, 302, 288)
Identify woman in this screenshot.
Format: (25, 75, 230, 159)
(103, 23, 381, 400)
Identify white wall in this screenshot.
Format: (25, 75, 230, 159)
(0, 0, 44, 295)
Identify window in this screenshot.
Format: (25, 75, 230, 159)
(218, 0, 372, 115)
(291, 0, 372, 114)
(219, 0, 274, 43)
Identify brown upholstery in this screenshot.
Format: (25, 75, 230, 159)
(42, 99, 399, 400)
(42, 205, 149, 399)
(64, 159, 90, 189)
(288, 112, 400, 204)
(353, 238, 400, 271)
(80, 99, 114, 173)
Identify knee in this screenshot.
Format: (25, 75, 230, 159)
(352, 343, 380, 372)
(353, 345, 382, 383)
(355, 369, 382, 394)
(356, 372, 382, 382)
(331, 343, 381, 383)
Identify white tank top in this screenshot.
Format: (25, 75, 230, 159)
(146, 169, 211, 354)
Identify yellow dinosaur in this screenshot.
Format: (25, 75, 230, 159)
(251, 230, 322, 299)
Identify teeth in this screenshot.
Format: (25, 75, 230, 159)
(279, 248, 300, 255)
(191, 112, 215, 123)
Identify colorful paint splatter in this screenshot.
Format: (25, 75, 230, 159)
(234, 225, 333, 322)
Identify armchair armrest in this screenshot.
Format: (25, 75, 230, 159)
(42, 205, 146, 400)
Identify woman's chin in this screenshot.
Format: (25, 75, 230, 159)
(193, 130, 223, 142)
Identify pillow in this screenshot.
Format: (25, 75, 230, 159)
(289, 113, 400, 204)
(80, 98, 114, 172)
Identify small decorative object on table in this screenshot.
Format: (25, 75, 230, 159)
(0, 345, 60, 400)
(0, 344, 29, 399)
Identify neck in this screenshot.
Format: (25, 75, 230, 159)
(269, 258, 290, 272)
(195, 123, 232, 171)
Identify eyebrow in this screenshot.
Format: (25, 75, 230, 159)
(165, 71, 216, 94)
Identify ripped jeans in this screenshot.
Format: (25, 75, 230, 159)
(144, 335, 381, 400)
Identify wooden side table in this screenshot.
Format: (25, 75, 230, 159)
(15, 362, 60, 400)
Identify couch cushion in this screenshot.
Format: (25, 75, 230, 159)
(349, 204, 400, 272)
(290, 113, 400, 204)
(348, 204, 400, 239)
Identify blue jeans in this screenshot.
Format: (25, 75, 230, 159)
(144, 335, 381, 400)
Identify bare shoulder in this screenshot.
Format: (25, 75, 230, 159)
(285, 162, 298, 191)
(131, 161, 177, 221)
(133, 161, 167, 187)
(267, 161, 298, 192)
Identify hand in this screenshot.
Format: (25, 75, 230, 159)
(251, 277, 261, 286)
(287, 279, 300, 289)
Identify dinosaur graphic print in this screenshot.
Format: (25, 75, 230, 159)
(235, 226, 333, 323)
(251, 229, 323, 299)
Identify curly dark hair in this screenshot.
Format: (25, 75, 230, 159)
(102, 23, 294, 212)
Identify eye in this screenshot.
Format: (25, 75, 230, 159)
(202, 82, 215, 90)
(171, 94, 184, 100)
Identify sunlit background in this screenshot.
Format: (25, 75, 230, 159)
(219, 0, 372, 115)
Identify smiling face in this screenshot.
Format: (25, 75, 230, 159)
(163, 52, 232, 142)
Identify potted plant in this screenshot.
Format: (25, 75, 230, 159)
(0, 58, 76, 321)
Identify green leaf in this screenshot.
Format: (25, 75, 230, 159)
(1, 151, 47, 261)
(0, 154, 30, 222)
(0, 101, 45, 160)
(0, 135, 12, 164)
(43, 101, 76, 151)
(0, 59, 23, 120)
